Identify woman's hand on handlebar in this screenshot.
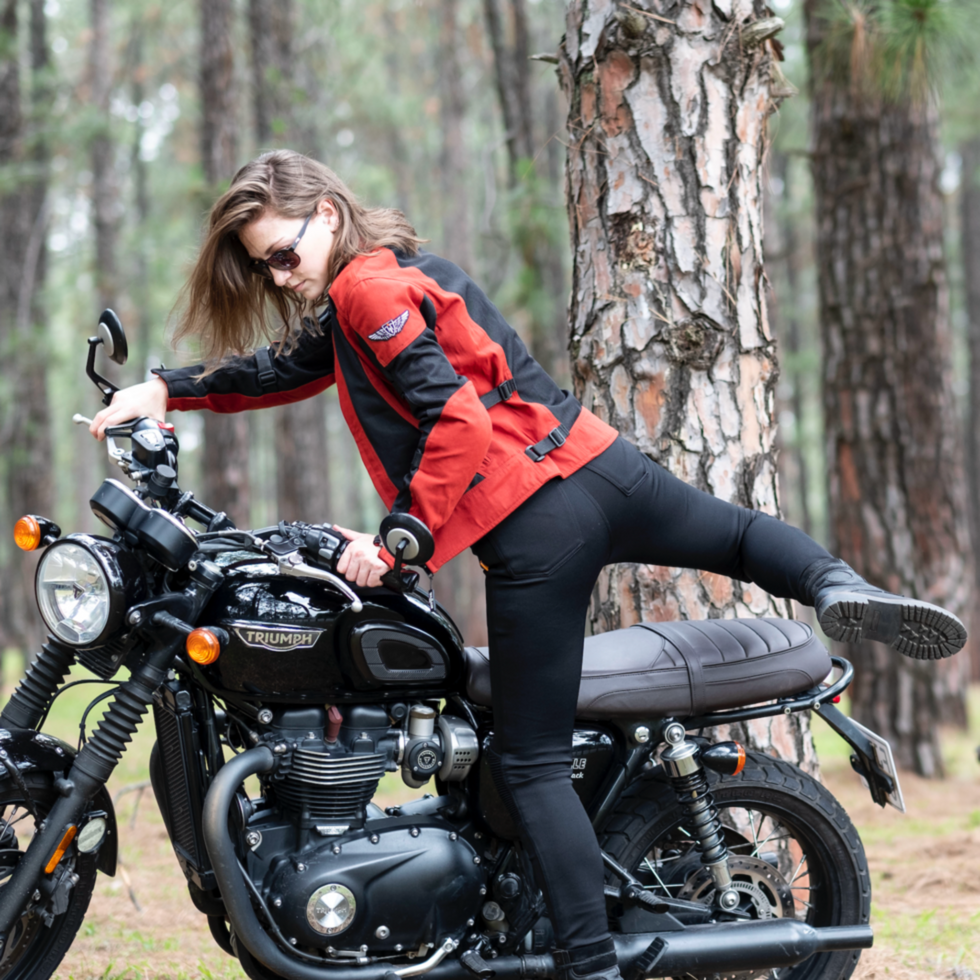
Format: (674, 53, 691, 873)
(90, 376, 169, 441)
(334, 525, 388, 588)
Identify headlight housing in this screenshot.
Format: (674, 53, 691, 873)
(35, 536, 128, 646)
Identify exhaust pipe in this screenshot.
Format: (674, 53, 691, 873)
(612, 920, 873, 977)
(202, 748, 873, 980)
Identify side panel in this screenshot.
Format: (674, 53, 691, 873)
(476, 726, 619, 839)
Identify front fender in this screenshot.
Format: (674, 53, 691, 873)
(0, 727, 118, 875)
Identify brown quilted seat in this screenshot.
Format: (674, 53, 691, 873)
(462, 618, 832, 720)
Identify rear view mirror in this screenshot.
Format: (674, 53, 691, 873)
(98, 309, 128, 365)
(380, 513, 435, 566)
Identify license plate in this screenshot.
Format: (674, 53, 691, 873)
(848, 717, 906, 813)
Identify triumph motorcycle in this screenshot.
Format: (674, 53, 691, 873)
(0, 312, 906, 980)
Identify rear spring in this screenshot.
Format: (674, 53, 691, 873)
(660, 734, 737, 906)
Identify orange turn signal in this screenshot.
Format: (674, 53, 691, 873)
(13, 516, 42, 552)
(733, 742, 746, 775)
(187, 628, 222, 665)
(45, 824, 78, 874)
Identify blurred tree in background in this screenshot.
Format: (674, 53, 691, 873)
(804, 0, 973, 776)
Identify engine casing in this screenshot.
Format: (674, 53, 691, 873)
(266, 815, 485, 952)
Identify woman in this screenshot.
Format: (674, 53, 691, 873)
(90, 150, 965, 980)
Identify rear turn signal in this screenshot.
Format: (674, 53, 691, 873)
(700, 741, 746, 776)
(13, 516, 41, 551)
(187, 628, 222, 665)
(45, 824, 78, 874)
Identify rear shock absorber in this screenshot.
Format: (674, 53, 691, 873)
(0, 637, 76, 730)
(660, 721, 740, 913)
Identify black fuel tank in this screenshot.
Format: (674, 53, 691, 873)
(194, 557, 466, 703)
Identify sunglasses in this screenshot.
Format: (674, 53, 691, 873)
(249, 210, 315, 279)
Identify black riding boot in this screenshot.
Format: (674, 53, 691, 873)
(800, 557, 966, 660)
(554, 938, 622, 980)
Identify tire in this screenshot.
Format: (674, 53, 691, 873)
(0, 773, 98, 980)
(601, 751, 871, 980)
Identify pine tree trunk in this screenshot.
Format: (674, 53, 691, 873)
(484, 0, 567, 379)
(0, 0, 52, 656)
(961, 137, 980, 684)
(248, 0, 331, 526)
(765, 151, 812, 538)
(559, 0, 816, 770)
(89, 0, 116, 315)
(804, 2, 973, 775)
(200, 0, 251, 529)
(436, 0, 473, 274)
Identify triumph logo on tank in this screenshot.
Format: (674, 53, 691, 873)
(233, 626, 324, 651)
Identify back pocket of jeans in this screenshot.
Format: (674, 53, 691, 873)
(583, 438, 648, 496)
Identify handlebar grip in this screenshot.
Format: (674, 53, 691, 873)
(381, 568, 420, 594)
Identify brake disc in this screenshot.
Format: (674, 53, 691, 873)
(676, 854, 796, 920)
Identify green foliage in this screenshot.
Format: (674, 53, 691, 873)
(813, 0, 975, 103)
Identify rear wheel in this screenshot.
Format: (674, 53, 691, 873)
(601, 752, 870, 980)
(0, 774, 98, 980)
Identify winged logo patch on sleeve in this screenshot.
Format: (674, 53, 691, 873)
(368, 310, 410, 342)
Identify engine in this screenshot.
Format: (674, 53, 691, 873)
(240, 702, 485, 955)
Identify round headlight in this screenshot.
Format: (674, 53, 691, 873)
(36, 541, 119, 646)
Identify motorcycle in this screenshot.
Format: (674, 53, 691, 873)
(0, 311, 905, 980)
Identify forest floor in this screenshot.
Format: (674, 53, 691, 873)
(11, 662, 976, 980)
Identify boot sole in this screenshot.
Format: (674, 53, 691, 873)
(819, 592, 967, 660)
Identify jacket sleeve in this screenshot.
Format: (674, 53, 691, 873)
(154, 323, 336, 414)
(343, 277, 492, 535)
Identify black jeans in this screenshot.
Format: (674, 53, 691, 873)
(472, 437, 830, 951)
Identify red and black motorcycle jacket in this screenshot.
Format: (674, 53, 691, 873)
(155, 248, 618, 571)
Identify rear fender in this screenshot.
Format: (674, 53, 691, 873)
(0, 727, 118, 875)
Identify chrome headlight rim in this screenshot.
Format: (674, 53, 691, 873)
(34, 534, 128, 648)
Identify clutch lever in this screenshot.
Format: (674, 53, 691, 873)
(72, 413, 131, 468)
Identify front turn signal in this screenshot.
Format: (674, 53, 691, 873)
(14, 515, 61, 551)
(14, 516, 41, 551)
(187, 628, 222, 665)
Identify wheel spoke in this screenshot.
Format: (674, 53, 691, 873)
(790, 852, 809, 885)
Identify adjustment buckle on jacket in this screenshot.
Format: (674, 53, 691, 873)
(254, 346, 277, 390)
(525, 424, 568, 463)
(479, 378, 517, 410)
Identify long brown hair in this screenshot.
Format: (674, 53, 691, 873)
(174, 150, 423, 365)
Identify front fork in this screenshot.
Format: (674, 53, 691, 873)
(659, 721, 740, 913)
(0, 649, 176, 941)
(0, 580, 220, 941)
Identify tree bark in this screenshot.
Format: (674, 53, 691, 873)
(559, 0, 816, 770)
(961, 137, 980, 684)
(0, 0, 53, 656)
(200, 0, 251, 529)
(89, 0, 116, 315)
(436, 0, 473, 275)
(766, 150, 812, 538)
(804, 1, 973, 774)
(483, 0, 534, 180)
(247, 0, 330, 526)
(484, 0, 567, 380)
